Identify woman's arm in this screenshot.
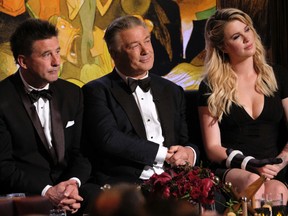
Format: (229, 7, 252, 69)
(198, 106, 227, 163)
(277, 97, 288, 168)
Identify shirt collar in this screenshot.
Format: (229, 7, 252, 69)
(115, 67, 149, 85)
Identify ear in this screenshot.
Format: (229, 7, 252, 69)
(218, 45, 225, 53)
(17, 55, 28, 69)
(220, 43, 228, 54)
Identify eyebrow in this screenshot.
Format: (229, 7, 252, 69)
(229, 24, 249, 38)
(41, 46, 61, 55)
(127, 35, 151, 46)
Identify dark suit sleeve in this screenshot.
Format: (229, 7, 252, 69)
(82, 81, 159, 167)
(0, 116, 53, 194)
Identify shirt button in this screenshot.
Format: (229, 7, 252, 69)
(147, 119, 150, 122)
(151, 136, 153, 139)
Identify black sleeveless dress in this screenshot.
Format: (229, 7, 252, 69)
(198, 65, 288, 183)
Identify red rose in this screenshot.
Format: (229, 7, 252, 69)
(162, 186, 171, 199)
(153, 172, 172, 186)
(190, 186, 201, 200)
(191, 168, 200, 175)
(201, 178, 214, 197)
(199, 178, 215, 204)
(142, 165, 219, 205)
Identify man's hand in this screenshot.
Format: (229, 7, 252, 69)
(165, 145, 195, 166)
(60, 183, 83, 213)
(45, 180, 83, 213)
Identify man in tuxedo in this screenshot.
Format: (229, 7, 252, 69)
(82, 15, 199, 186)
(0, 19, 96, 214)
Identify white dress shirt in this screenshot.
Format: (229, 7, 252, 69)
(116, 70, 167, 179)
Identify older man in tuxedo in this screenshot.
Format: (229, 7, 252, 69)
(82, 15, 199, 186)
(0, 19, 97, 214)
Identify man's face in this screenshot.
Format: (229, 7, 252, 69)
(112, 25, 154, 78)
(20, 36, 61, 88)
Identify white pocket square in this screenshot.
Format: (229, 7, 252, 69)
(66, 120, 75, 128)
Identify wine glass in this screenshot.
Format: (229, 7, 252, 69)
(6, 193, 26, 199)
(49, 208, 66, 216)
(270, 193, 286, 216)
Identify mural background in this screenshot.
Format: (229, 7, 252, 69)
(0, 0, 216, 90)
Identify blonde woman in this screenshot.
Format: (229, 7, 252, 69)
(198, 8, 287, 202)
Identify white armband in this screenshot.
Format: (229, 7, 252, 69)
(241, 156, 255, 170)
(226, 150, 243, 168)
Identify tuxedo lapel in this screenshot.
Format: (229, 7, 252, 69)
(150, 77, 175, 146)
(110, 72, 147, 139)
(12, 73, 58, 164)
(49, 85, 65, 163)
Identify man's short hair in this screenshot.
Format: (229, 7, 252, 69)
(10, 18, 58, 64)
(104, 15, 147, 53)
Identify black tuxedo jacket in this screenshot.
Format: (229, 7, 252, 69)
(82, 70, 199, 185)
(0, 71, 91, 194)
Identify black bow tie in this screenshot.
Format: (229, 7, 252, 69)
(29, 89, 52, 102)
(127, 77, 151, 92)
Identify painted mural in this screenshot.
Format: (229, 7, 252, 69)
(0, 0, 216, 90)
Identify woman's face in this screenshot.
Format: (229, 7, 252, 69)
(223, 20, 256, 63)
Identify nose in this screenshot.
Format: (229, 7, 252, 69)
(243, 34, 250, 43)
(141, 43, 150, 55)
(51, 53, 60, 66)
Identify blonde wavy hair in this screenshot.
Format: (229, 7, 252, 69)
(203, 8, 277, 121)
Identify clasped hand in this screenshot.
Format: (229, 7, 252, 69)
(45, 179, 83, 214)
(165, 145, 194, 166)
(252, 158, 284, 179)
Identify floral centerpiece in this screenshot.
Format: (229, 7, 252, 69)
(141, 164, 220, 205)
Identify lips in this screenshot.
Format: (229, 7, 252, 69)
(140, 55, 153, 63)
(49, 67, 60, 73)
(140, 57, 151, 63)
(245, 44, 253, 50)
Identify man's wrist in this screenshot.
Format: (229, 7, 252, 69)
(155, 146, 168, 163)
(70, 177, 81, 188)
(185, 146, 197, 166)
(41, 185, 52, 196)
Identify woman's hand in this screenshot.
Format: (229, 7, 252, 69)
(256, 163, 282, 180)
